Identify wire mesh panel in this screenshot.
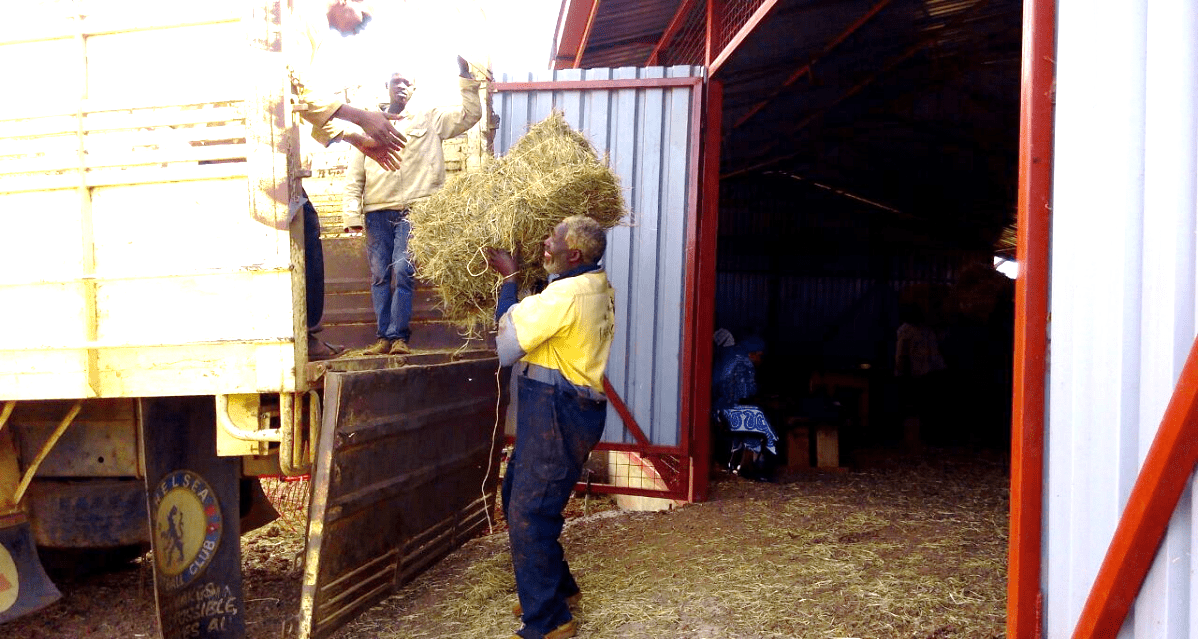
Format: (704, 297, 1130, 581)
(654, 0, 768, 66)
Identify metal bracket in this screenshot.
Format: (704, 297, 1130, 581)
(13, 401, 82, 504)
(216, 394, 280, 442)
(215, 394, 279, 460)
(279, 391, 318, 476)
(0, 401, 14, 434)
(215, 393, 317, 475)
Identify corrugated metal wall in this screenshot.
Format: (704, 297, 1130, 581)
(716, 174, 992, 375)
(1046, 0, 1198, 636)
(494, 66, 703, 448)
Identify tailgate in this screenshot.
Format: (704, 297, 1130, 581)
(294, 354, 506, 639)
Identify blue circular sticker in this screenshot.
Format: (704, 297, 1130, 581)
(150, 470, 223, 590)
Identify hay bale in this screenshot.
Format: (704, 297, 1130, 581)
(408, 111, 625, 335)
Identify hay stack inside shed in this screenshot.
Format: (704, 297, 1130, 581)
(408, 111, 626, 335)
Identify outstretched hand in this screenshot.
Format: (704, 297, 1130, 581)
(346, 132, 402, 171)
(359, 110, 407, 152)
(484, 247, 518, 278)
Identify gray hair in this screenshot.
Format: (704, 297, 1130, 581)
(562, 215, 607, 264)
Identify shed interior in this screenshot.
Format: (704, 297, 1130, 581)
(555, 0, 1021, 463)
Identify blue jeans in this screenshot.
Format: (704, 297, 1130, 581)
(503, 374, 607, 639)
(364, 209, 414, 342)
(302, 192, 324, 331)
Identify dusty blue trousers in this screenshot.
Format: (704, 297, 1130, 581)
(502, 374, 606, 639)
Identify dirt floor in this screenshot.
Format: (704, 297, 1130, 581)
(4, 449, 1008, 639)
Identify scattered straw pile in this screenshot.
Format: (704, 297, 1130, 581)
(409, 111, 626, 335)
(339, 454, 1009, 639)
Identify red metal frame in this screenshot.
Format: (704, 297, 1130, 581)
(490, 77, 704, 92)
(1071, 349, 1198, 637)
(492, 74, 709, 503)
(705, 0, 723, 67)
(646, 0, 700, 66)
(1007, 0, 1054, 636)
(676, 69, 710, 501)
(708, 0, 781, 77)
(572, 0, 602, 69)
(687, 78, 723, 502)
(552, 0, 599, 70)
(1072, 340, 1198, 634)
(603, 376, 652, 446)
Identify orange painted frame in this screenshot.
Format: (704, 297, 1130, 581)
(1071, 347, 1198, 637)
(687, 78, 723, 502)
(1007, 0, 1054, 636)
(551, 0, 599, 70)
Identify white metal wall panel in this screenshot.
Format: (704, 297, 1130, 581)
(494, 66, 702, 448)
(1048, 1, 1198, 636)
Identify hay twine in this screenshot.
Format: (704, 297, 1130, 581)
(409, 111, 626, 337)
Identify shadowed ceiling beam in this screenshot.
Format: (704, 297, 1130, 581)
(726, 0, 991, 177)
(734, 0, 893, 129)
(646, 0, 699, 66)
(708, 0, 782, 77)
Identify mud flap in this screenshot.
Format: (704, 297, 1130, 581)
(239, 478, 280, 535)
(0, 514, 61, 622)
(141, 396, 246, 639)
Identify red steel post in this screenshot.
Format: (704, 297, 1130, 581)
(688, 78, 723, 502)
(1007, 0, 1054, 636)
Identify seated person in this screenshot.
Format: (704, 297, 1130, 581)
(712, 331, 777, 476)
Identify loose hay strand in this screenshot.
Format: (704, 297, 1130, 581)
(339, 456, 1009, 639)
(409, 111, 627, 337)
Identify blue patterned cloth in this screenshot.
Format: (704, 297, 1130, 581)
(714, 354, 757, 411)
(720, 405, 777, 455)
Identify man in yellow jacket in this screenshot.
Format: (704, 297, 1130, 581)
(486, 216, 615, 639)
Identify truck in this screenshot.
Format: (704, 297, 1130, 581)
(0, 2, 503, 638)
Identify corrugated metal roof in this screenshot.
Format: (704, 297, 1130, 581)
(554, 0, 682, 69)
(556, 0, 1022, 251)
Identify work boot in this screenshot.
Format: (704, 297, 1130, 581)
(307, 334, 343, 360)
(507, 619, 578, 639)
(389, 339, 411, 355)
(363, 338, 392, 355)
(512, 591, 581, 617)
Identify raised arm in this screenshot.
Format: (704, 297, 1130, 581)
(429, 56, 484, 140)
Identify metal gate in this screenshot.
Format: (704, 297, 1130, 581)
(493, 66, 711, 502)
